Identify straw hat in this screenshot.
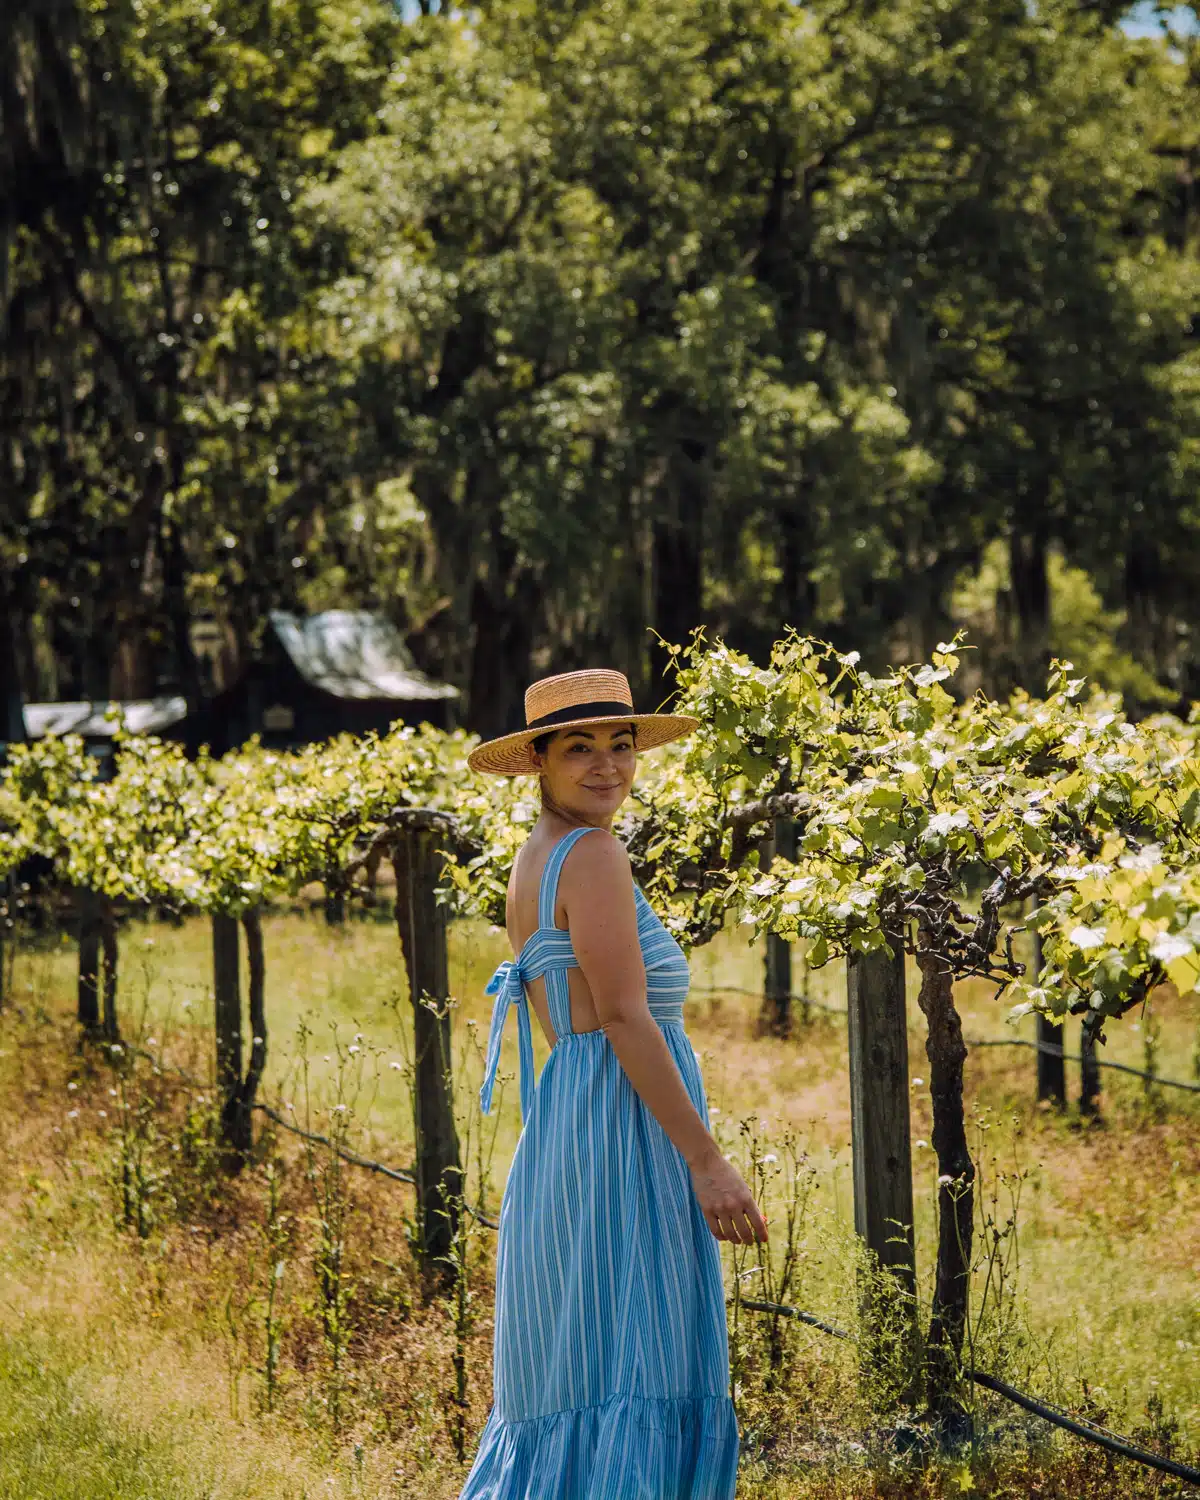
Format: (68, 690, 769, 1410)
(467, 668, 700, 775)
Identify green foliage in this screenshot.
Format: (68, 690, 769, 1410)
(949, 540, 1178, 707)
(647, 633, 1200, 1034)
(7, 634, 1199, 1049)
(11, 0, 1200, 724)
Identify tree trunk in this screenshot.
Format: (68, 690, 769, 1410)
(466, 570, 537, 740)
(1080, 1017, 1102, 1118)
(778, 501, 818, 632)
(1123, 538, 1163, 671)
(0, 571, 27, 747)
(1008, 524, 1050, 692)
(392, 824, 462, 1295)
(915, 927, 974, 1425)
(76, 886, 103, 1036)
(651, 442, 707, 652)
(212, 911, 248, 1168)
(161, 499, 203, 704)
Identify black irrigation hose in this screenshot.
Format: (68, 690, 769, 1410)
(254, 1103, 415, 1187)
(968, 1369, 1200, 1486)
(692, 984, 1200, 1095)
(114, 1040, 1200, 1484)
(738, 1295, 851, 1342)
(123, 1039, 505, 1227)
(736, 1295, 1200, 1486)
(254, 1104, 502, 1230)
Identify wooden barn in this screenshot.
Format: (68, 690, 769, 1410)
(21, 696, 189, 774)
(192, 610, 459, 755)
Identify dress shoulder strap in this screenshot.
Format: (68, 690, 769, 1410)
(538, 825, 600, 929)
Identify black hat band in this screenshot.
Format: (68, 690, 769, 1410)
(524, 700, 637, 731)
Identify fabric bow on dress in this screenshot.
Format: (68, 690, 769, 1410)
(480, 958, 537, 1123)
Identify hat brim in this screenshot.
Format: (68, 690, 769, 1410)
(467, 712, 700, 775)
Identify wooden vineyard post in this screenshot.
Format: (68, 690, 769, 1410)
(0, 873, 11, 1007)
(847, 937, 916, 1288)
(1031, 917, 1065, 1108)
(392, 816, 463, 1295)
(846, 934, 917, 1377)
(240, 909, 268, 1148)
(1080, 1020, 1102, 1117)
(212, 909, 267, 1169)
(76, 886, 103, 1037)
(212, 911, 244, 1163)
(323, 868, 347, 926)
(99, 899, 120, 1043)
(760, 818, 796, 1038)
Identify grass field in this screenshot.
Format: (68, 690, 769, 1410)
(1, 901, 1197, 1498)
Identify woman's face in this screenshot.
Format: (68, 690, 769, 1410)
(528, 722, 637, 824)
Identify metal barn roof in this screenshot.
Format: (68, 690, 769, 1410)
(269, 610, 459, 703)
(23, 696, 189, 739)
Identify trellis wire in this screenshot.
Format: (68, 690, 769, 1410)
(124, 1045, 1199, 1482)
(970, 1036, 1200, 1094)
(691, 981, 845, 1016)
(691, 984, 1200, 1094)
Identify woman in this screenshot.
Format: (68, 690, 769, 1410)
(458, 668, 768, 1499)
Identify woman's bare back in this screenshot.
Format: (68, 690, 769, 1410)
(505, 826, 607, 1047)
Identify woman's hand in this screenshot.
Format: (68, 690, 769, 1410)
(687, 1147, 769, 1244)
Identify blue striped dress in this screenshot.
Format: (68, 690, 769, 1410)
(457, 824, 739, 1499)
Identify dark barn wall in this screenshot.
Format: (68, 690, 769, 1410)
(191, 670, 453, 755)
(178, 619, 458, 756)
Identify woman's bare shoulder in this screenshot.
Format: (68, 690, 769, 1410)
(559, 827, 631, 889)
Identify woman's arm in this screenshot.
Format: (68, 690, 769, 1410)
(562, 831, 767, 1244)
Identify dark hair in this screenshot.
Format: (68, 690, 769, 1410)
(531, 721, 638, 757)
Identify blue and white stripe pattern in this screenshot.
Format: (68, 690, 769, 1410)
(460, 825, 739, 1499)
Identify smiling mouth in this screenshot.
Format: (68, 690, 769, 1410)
(584, 783, 621, 792)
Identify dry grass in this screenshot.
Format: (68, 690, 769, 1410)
(1, 906, 1198, 1498)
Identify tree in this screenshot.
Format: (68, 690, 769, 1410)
(617, 631, 1200, 1420)
(1, 0, 398, 701)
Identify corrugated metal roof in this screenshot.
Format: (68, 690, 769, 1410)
(24, 696, 189, 739)
(270, 611, 459, 702)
